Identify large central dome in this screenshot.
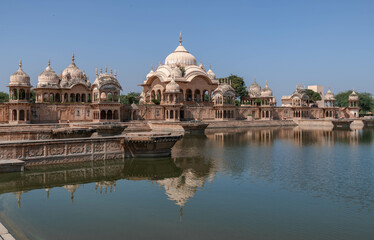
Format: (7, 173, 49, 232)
(165, 33, 197, 67)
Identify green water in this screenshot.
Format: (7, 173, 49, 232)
(0, 127, 373, 240)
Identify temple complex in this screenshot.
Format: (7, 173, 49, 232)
(0, 34, 363, 124)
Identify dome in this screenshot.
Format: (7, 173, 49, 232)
(165, 78, 180, 93)
(92, 70, 122, 91)
(165, 33, 197, 67)
(248, 78, 261, 97)
(261, 81, 273, 97)
(324, 88, 335, 101)
(37, 59, 60, 88)
(349, 90, 359, 101)
(206, 65, 216, 80)
(9, 60, 31, 87)
(62, 53, 84, 80)
(146, 66, 154, 79)
(213, 82, 236, 97)
(171, 67, 182, 78)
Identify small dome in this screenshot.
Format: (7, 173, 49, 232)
(248, 78, 261, 97)
(9, 60, 31, 87)
(92, 70, 122, 91)
(207, 65, 216, 80)
(37, 59, 60, 88)
(213, 83, 236, 97)
(165, 79, 180, 93)
(349, 90, 359, 101)
(165, 33, 197, 67)
(171, 67, 182, 78)
(324, 88, 335, 101)
(261, 81, 273, 97)
(62, 53, 84, 80)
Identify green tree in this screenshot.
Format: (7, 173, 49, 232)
(336, 90, 374, 113)
(305, 89, 321, 102)
(30, 90, 36, 103)
(120, 92, 140, 104)
(0, 92, 9, 103)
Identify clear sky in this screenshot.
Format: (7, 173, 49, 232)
(0, 0, 373, 101)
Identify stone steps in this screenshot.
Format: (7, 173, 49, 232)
(0, 222, 15, 240)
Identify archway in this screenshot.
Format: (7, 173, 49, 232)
(194, 89, 201, 102)
(76, 94, 81, 102)
(114, 110, 119, 120)
(19, 110, 25, 121)
(55, 93, 60, 102)
(203, 90, 209, 102)
(81, 94, 86, 102)
(64, 93, 68, 102)
(186, 89, 192, 101)
(107, 110, 113, 120)
(70, 94, 75, 102)
(12, 110, 17, 121)
(100, 110, 106, 120)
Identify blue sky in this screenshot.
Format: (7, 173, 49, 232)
(0, 0, 373, 101)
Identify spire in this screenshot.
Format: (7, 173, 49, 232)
(72, 52, 75, 63)
(114, 70, 117, 77)
(48, 58, 51, 67)
(265, 80, 268, 87)
(19, 59, 22, 69)
(110, 68, 113, 75)
(209, 65, 211, 70)
(151, 64, 154, 71)
(105, 66, 107, 73)
(254, 77, 256, 83)
(100, 67, 103, 74)
(96, 68, 98, 76)
(179, 32, 182, 45)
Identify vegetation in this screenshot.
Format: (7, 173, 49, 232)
(305, 89, 322, 102)
(179, 67, 186, 77)
(120, 92, 140, 104)
(0, 92, 9, 103)
(336, 90, 374, 113)
(152, 99, 160, 105)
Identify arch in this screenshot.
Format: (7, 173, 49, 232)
(76, 94, 81, 102)
(12, 89, 18, 100)
(170, 110, 174, 119)
(151, 91, 156, 101)
(19, 110, 25, 121)
(107, 110, 113, 120)
(100, 92, 107, 101)
(224, 110, 227, 118)
(180, 89, 184, 101)
(186, 89, 192, 101)
(203, 90, 209, 102)
(70, 93, 75, 102)
(49, 93, 54, 102)
(100, 110, 106, 120)
(113, 92, 118, 102)
(81, 94, 86, 102)
(64, 93, 68, 102)
(108, 92, 113, 101)
(194, 89, 201, 102)
(12, 109, 17, 121)
(20, 89, 26, 100)
(156, 90, 162, 101)
(43, 92, 49, 102)
(88, 93, 91, 102)
(166, 110, 169, 119)
(55, 93, 60, 102)
(26, 110, 29, 121)
(114, 110, 119, 119)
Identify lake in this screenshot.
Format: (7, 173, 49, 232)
(0, 127, 373, 240)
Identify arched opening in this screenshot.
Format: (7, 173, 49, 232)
(156, 90, 161, 101)
(194, 89, 201, 102)
(20, 89, 26, 100)
(170, 110, 174, 119)
(114, 110, 119, 119)
(55, 93, 60, 102)
(81, 94, 86, 102)
(19, 110, 25, 121)
(151, 91, 155, 101)
(186, 89, 192, 101)
(26, 110, 29, 121)
(203, 90, 209, 102)
(108, 92, 113, 101)
(100, 92, 107, 101)
(64, 93, 68, 102)
(12, 89, 18, 100)
(100, 110, 106, 120)
(180, 89, 184, 102)
(113, 92, 118, 102)
(166, 110, 169, 119)
(76, 94, 81, 102)
(70, 94, 75, 102)
(43, 93, 49, 102)
(107, 110, 113, 120)
(88, 93, 91, 102)
(49, 93, 54, 102)
(12, 110, 17, 121)
(224, 110, 226, 118)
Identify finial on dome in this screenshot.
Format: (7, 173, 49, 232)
(209, 65, 211, 70)
(19, 59, 22, 69)
(265, 80, 268, 86)
(105, 66, 107, 73)
(100, 67, 103, 74)
(72, 52, 75, 63)
(48, 58, 51, 67)
(254, 77, 256, 83)
(110, 68, 113, 75)
(158, 61, 161, 67)
(95, 68, 98, 76)
(179, 32, 182, 45)
(114, 70, 117, 77)
(151, 65, 153, 71)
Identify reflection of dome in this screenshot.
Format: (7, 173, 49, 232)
(207, 65, 216, 80)
(325, 88, 335, 100)
(165, 33, 197, 67)
(261, 81, 273, 97)
(9, 60, 31, 87)
(248, 78, 261, 97)
(349, 90, 359, 101)
(37, 59, 60, 88)
(165, 78, 180, 93)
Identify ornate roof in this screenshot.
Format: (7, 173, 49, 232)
(165, 78, 180, 93)
(92, 69, 122, 91)
(9, 60, 31, 87)
(324, 88, 336, 101)
(37, 59, 60, 89)
(349, 90, 359, 101)
(206, 65, 216, 80)
(60, 53, 90, 89)
(248, 78, 261, 97)
(164, 33, 197, 68)
(260, 81, 273, 97)
(213, 82, 236, 97)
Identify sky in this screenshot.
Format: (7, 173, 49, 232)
(0, 0, 373, 101)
